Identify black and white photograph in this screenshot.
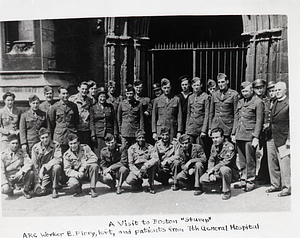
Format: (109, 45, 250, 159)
(0, 0, 299, 237)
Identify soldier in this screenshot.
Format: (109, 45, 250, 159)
(152, 78, 183, 141)
(1, 134, 34, 199)
(107, 80, 122, 113)
(63, 134, 98, 198)
(134, 79, 152, 143)
(175, 134, 207, 195)
(31, 127, 62, 199)
(0, 92, 22, 151)
(200, 127, 238, 200)
(48, 85, 79, 154)
(152, 83, 162, 101)
(185, 77, 210, 154)
(232, 81, 264, 192)
(209, 73, 239, 140)
(99, 134, 129, 194)
(151, 126, 180, 189)
(117, 84, 144, 150)
(20, 95, 49, 155)
(39, 86, 55, 113)
(126, 129, 158, 194)
(87, 80, 97, 105)
(69, 81, 93, 145)
(266, 82, 290, 197)
(177, 75, 192, 133)
(207, 79, 217, 95)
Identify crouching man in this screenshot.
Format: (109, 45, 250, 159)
(1, 134, 34, 199)
(126, 129, 158, 194)
(99, 134, 129, 195)
(64, 134, 98, 198)
(175, 134, 207, 195)
(32, 127, 62, 199)
(200, 127, 238, 200)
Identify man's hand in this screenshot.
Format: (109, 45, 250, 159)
(103, 167, 111, 176)
(200, 132, 206, 138)
(208, 129, 212, 137)
(75, 171, 84, 179)
(176, 133, 182, 140)
(183, 162, 191, 171)
(209, 174, 216, 182)
(140, 166, 147, 176)
(91, 136, 96, 142)
(152, 133, 158, 141)
(144, 111, 150, 117)
(21, 144, 28, 154)
(231, 135, 236, 143)
(39, 165, 46, 179)
(252, 137, 259, 148)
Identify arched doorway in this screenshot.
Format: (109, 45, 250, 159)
(147, 16, 246, 96)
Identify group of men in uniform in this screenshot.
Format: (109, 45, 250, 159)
(1, 73, 290, 201)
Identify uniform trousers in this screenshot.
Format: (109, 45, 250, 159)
(2, 170, 34, 194)
(200, 166, 232, 192)
(257, 134, 270, 183)
(156, 160, 181, 185)
(176, 161, 205, 188)
(267, 139, 291, 193)
(126, 165, 157, 187)
(67, 164, 99, 189)
(93, 137, 106, 158)
(39, 164, 62, 189)
(99, 163, 129, 188)
(236, 140, 256, 184)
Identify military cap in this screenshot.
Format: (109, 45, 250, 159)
(44, 85, 53, 93)
(217, 73, 227, 80)
(28, 94, 40, 103)
(107, 80, 116, 87)
(161, 78, 170, 86)
(207, 79, 216, 88)
(179, 134, 190, 143)
(2, 91, 15, 101)
(7, 134, 19, 142)
(38, 127, 50, 136)
(267, 81, 276, 89)
(96, 87, 107, 98)
(160, 126, 170, 134)
(67, 134, 79, 142)
(87, 80, 97, 88)
(125, 84, 134, 92)
(135, 129, 146, 138)
(104, 133, 115, 142)
(179, 75, 190, 83)
(191, 77, 201, 85)
(58, 85, 69, 93)
(253, 79, 266, 88)
(152, 83, 161, 91)
(240, 81, 252, 90)
(133, 79, 143, 87)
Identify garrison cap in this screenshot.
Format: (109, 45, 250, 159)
(161, 78, 170, 87)
(7, 134, 19, 142)
(38, 127, 50, 136)
(135, 129, 146, 138)
(133, 79, 143, 86)
(253, 79, 266, 88)
(240, 81, 252, 90)
(207, 79, 216, 88)
(267, 81, 276, 89)
(67, 134, 78, 142)
(217, 73, 227, 80)
(28, 94, 40, 103)
(104, 133, 115, 142)
(44, 85, 53, 93)
(96, 87, 107, 98)
(179, 75, 190, 83)
(179, 134, 190, 143)
(160, 126, 170, 134)
(125, 84, 134, 92)
(191, 77, 201, 85)
(152, 83, 161, 91)
(107, 80, 116, 87)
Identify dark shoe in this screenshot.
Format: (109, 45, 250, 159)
(73, 186, 83, 197)
(90, 188, 98, 198)
(172, 184, 179, 191)
(278, 191, 291, 197)
(52, 189, 59, 199)
(146, 187, 156, 194)
(222, 191, 231, 200)
(116, 187, 123, 195)
(23, 190, 32, 199)
(194, 188, 203, 196)
(265, 187, 281, 193)
(7, 190, 14, 197)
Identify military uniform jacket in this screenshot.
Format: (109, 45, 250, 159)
(175, 143, 207, 165)
(48, 100, 79, 145)
(107, 93, 123, 113)
(151, 139, 179, 165)
(209, 88, 239, 136)
(1, 147, 33, 185)
(152, 94, 183, 138)
(0, 106, 22, 142)
(31, 140, 62, 180)
(19, 109, 49, 147)
(232, 95, 264, 141)
(63, 144, 98, 177)
(271, 97, 289, 148)
(90, 102, 118, 138)
(100, 145, 127, 171)
(208, 141, 237, 175)
(128, 142, 157, 175)
(117, 99, 144, 137)
(186, 92, 210, 136)
(177, 92, 192, 132)
(39, 100, 55, 113)
(69, 93, 93, 132)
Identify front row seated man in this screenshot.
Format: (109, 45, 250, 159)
(63, 134, 99, 198)
(175, 134, 207, 195)
(126, 129, 158, 194)
(31, 127, 63, 199)
(200, 127, 238, 200)
(1, 134, 35, 199)
(99, 134, 129, 195)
